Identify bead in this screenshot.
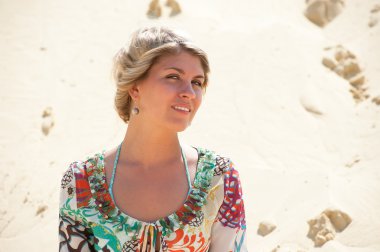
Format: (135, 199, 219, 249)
(98, 203, 103, 208)
(104, 214, 109, 219)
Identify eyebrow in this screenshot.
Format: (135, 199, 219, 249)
(164, 67, 205, 79)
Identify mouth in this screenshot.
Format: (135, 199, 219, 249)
(172, 105, 191, 113)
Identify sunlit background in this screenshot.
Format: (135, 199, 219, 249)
(1, 0, 380, 251)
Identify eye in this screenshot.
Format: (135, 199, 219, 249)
(166, 74, 180, 80)
(191, 80, 203, 87)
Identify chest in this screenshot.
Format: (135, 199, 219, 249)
(119, 170, 188, 216)
(105, 160, 197, 223)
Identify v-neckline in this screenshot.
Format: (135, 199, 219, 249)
(99, 146, 202, 227)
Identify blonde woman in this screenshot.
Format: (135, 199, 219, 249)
(59, 27, 247, 252)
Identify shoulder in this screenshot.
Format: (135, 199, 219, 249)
(60, 161, 84, 190)
(61, 151, 104, 182)
(60, 152, 104, 206)
(193, 146, 238, 176)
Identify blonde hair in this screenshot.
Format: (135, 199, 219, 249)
(112, 27, 210, 123)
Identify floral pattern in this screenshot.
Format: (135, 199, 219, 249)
(59, 147, 247, 251)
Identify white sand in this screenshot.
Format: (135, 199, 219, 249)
(1, 0, 379, 251)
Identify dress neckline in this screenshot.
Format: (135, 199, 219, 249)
(97, 146, 202, 227)
(85, 146, 216, 236)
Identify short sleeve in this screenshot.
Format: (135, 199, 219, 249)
(59, 162, 95, 252)
(210, 161, 247, 252)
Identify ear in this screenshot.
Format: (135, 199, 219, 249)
(128, 84, 140, 101)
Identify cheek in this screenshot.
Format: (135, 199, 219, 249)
(145, 91, 175, 114)
(197, 90, 204, 103)
(190, 97, 202, 121)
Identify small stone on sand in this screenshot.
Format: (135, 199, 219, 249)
(368, 15, 378, 27)
(42, 107, 53, 117)
(258, 221, 277, 236)
(369, 4, 380, 27)
(370, 4, 380, 13)
(322, 57, 336, 70)
(307, 213, 336, 246)
(271, 243, 307, 252)
(372, 96, 380, 105)
(323, 208, 352, 232)
(36, 205, 48, 216)
(349, 74, 365, 87)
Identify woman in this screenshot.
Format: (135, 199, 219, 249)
(59, 27, 247, 252)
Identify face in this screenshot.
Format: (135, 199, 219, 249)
(130, 50, 205, 132)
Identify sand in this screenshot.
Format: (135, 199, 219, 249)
(0, 0, 379, 251)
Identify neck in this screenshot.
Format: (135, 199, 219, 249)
(119, 119, 182, 169)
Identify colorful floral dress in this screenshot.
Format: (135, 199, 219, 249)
(59, 147, 247, 251)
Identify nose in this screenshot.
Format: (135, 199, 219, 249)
(179, 81, 196, 99)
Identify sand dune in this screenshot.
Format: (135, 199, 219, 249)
(0, 0, 379, 251)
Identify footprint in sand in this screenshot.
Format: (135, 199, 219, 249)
(147, 0, 162, 18)
(41, 106, 55, 136)
(307, 208, 352, 247)
(257, 221, 277, 236)
(369, 4, 380, 27)
(165, 0, 181, 16)
(146, 0, 181, 18)
(322, 45, 369, 103)
(272, 243, 307, 252)
(304, 0, 345, 27)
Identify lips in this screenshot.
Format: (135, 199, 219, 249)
(172, 104, 191, 112)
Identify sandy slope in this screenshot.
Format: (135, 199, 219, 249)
(0, 0, 379, 251)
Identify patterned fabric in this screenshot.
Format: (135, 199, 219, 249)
(59, 147, 247, 251)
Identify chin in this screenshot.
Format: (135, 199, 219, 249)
(172, 123, 190, 133)
(162, 116, 194, 132)
(176, 126, 189, 133)
(166, 120, 191, 133)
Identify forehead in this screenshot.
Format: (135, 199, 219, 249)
(153, 51, 204, 73)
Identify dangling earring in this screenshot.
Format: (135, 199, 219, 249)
(132, 106, 140, 115)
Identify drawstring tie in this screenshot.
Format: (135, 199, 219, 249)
(141, 224, 162, 252)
